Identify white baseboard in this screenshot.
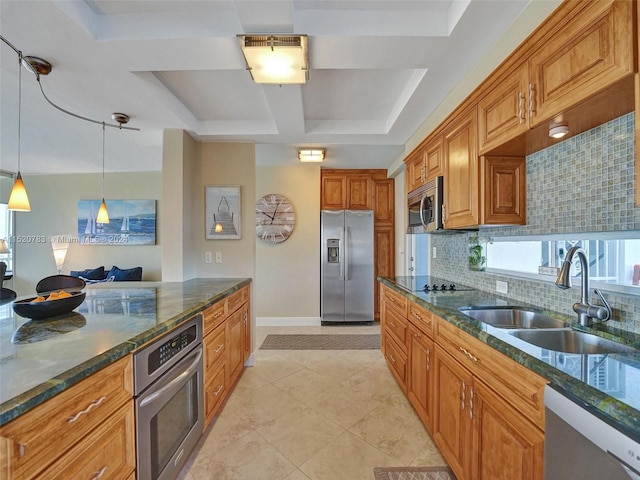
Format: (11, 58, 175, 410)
(256, 317, 322, 327)
(244, 353, 256, 367)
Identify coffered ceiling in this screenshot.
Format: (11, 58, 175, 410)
(0, 0, 554, 174)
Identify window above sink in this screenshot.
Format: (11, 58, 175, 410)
(483, 231, 640, 296)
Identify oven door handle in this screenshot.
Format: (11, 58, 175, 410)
(139, 347, 202, 408)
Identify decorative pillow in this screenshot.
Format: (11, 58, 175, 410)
(106, 265, 143, 281)
(70, 266, 106, 280)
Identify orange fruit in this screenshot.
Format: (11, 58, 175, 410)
(32, 296, 46, 303)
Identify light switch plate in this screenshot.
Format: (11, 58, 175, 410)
(432, 247, 437, 259)
(205, 252, 212, 264)
(215, 252, 222, 264)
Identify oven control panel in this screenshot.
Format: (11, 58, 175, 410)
(148, 324, 197, 374)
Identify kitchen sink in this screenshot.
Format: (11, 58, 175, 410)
(509, 329, 638, 354)
(458, 306, 567, 329)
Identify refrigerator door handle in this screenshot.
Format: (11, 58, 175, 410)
(339, 227, 345, 279)
(344, 226, 349, 281)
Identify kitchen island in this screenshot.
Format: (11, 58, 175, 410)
(379, 277, 640, 437)
(0, 277, 251, 426)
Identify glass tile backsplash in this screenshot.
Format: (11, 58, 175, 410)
(431, 112, 640, 332)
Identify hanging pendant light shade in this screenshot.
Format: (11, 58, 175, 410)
(8, 54, 31, 212)
(96, 123, 110, 224)
(8, 172, 31, 211)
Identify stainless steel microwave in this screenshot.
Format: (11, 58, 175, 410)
(407, 176, 444, 233)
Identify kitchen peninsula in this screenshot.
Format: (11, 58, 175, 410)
(0, 277, 250, 423)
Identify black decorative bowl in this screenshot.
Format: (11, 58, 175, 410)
(12, 291, 86, 320)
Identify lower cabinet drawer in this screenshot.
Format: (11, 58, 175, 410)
(384, 306, 408, 351)
(0, 356, 133, 480)
(40, 402, 136, 480)
(384, 336, 407, 391)
(205, 364, 227, 428)
(204, 323, 226, 373)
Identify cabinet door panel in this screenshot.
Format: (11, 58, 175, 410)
(433, 347, 471, 479)
(347, 176, 372, 209)
(425, 136, 444, 181)
(321, 175, 346, 209)
(374, 226, 394, 321)
(226, 308, 244, 386)
(408, 327, 434, 432)
(529, 0, 633, 126)
(471, 380, 544, 480)
(478, 64, 529, 153)
(444, 109, 479, 229)
(373, 180, 394, 225)
(481, 156, 526, 225)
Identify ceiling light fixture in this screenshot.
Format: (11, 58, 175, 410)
(549, 122, 569, 139)
(7, 51, 30, 212)
(238, 34, 308, 84)
(298, 149, 325, 163)
(96, 123, 110, 224)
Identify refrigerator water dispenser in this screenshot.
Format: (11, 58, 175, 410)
(327, 239, 340, 263)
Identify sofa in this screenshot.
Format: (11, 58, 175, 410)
(70, 265, 143, 283)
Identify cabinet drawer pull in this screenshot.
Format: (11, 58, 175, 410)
(214, 344, 224, 353)
(390, 322, 397, 328)
(412, 312, 421, 320)
(528, 83, 536, 117)
(91, 466, 108, 480)
(213, 311, 224, 319)
(413, 332, 420, 339)
(459, 346, 478, 362)
(18, 443, 27, 458)
(213, 384, 224, 396)
(67, 396, 107, 424)
(426, 348, 430, 371)
(518, 91, 525, 124)
(470, 387, 474, 420)
(461, 380, 466, 410)
(389, 354, 396, 364)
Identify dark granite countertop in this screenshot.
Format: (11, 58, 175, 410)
(380, 276, 640, 439)
(0, 278, 251, 426)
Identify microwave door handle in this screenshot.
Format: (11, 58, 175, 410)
(419, 194, 429, 228)
(139, 348, 203, 408)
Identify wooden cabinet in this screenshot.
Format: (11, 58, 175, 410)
(478, 63, 530, 154)
(407, 322, 434, 431)
(321, 174, 347, 209)
(433, 347, 471, 478)
(480, 156, 526, 225)
(0, 356, 134, 480)
(203, 284, 251, 428)
(322, 170, 394, 321)
(405, 136, 444, 193)
(443, 107, 479, 229)
(528, 0, 634, 128)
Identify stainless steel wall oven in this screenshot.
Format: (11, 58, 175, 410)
(134, 314, 204, 480)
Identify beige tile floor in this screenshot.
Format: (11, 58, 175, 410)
(178, 324, 447, 480)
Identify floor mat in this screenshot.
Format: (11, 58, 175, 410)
(373, 466, 457, 480)
(259, 334, 380, 350)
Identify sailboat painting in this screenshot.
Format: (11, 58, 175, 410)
(78, 199, 156, 245)
(205, 186, 241, 239)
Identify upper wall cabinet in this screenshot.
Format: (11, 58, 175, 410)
(405, 136, 444, 194)
(443, 108, 480, 229)
(528, 0, 634, 127)
(478, 0, 635, 155)
(321, 174, 347, 209)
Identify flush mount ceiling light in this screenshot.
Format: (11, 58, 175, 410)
(549, 122, 569, 139)
(298, 149, 325, 163)
(237, 34, 308, 84)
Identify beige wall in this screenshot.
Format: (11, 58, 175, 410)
(255, 165, 321, 320)
(12, 171, 162, 295)
(194, 142, 256, 280)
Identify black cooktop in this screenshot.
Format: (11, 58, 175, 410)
(395, 276, 475, 293)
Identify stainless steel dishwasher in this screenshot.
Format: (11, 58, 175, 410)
(544, 384, 640, 479)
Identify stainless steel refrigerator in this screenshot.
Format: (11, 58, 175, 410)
(321, 210, 374, 324)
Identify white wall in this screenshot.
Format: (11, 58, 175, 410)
(255, 165, 321, 322)
(194, 142, 256, 280)
(12, 171, 162, 295)
(394, 169, 407, 276)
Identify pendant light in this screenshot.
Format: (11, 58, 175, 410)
(8, 54, 31, 212)
(96, 122, 110, 224)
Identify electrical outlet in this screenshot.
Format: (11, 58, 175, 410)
(496, 281, 508, 294)
(539, 266, 559, 276)
(205, 252, 212, 264)
(215, 251, 222, 264)
(432, 247, 437, 259)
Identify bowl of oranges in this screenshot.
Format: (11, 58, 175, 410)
(12, 289, 86, 320)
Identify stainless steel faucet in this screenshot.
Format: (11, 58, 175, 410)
(555, 246, 611, 326)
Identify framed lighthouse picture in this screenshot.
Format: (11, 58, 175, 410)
(205, 185, 241, 240)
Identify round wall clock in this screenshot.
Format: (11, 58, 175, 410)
(255, 193, 296, 244)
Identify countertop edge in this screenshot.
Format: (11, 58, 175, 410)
(378, 277, 640, 438)
(0, 278, 252, 426)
